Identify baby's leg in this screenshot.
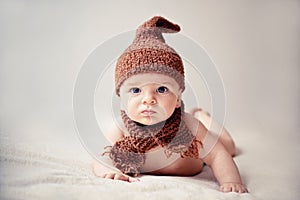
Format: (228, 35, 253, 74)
(190, 108, 236, 156)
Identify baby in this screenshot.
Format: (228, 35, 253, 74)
(93, 16, 248, 193)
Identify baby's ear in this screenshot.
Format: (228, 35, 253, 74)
(175, 93, 182, 108)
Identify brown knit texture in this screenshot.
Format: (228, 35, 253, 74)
(103, 105, 202, 176)
(115, 16, 185, 96)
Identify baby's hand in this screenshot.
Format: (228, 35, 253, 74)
(220, 183, 248, 193)
(100, 172, 140, 183)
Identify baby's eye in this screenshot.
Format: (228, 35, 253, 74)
(156, 86, 168, 94)
(130, 87, 141, 94)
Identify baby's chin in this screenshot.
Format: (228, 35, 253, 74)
(135, 117, 166, 126)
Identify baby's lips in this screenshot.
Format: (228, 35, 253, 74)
(141, 110, 156, 116)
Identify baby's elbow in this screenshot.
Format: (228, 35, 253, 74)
(225, 138, 236, 156)
(220, 129, 236, 157)
(202, 142, 227, 166)
(229, 141, 236, 157)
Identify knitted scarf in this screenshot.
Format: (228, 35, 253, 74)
(103, 106, 202, 176)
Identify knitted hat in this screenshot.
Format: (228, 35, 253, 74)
(115, 16, 185, 96)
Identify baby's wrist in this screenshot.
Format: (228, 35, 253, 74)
(220, 181, 246, 189)
(221, 182, 244, 185)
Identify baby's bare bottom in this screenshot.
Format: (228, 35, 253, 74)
(190, 108, 236, 156)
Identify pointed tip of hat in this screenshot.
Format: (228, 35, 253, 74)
(139, 16, 180, 33)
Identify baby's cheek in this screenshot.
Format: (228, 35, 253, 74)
(120, 95, 132, 110)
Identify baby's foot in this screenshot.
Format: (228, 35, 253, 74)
(190, 108, 212, 128)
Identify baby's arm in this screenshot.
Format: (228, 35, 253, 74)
(184, 113, 247, 192)
(93, 125, 139, 182)
(203, 140, 248, 193)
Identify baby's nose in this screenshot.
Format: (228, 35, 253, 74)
(142, 91, 157, 105)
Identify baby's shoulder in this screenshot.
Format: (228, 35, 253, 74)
(182, 112, 208, 141)
(104, 125, 125, 144)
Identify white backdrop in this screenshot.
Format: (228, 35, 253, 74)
(1, 1, 299, 199)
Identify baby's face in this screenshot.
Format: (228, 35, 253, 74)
(119, 73, 182, 125)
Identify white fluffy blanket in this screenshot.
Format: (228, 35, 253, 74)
(1, 124, 299, 200)
(0, 134, 259, 200)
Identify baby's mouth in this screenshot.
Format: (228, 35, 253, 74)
(141, 109, 156, 116)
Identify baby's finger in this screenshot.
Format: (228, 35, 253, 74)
(240, 186, 248, 193)
(103, 173, 116, 179)
(233, 185, 248, 193)
(98, 174, 105, 178)
(114, 173, 130, 181)
(233, 184, 247, 193)
(128, 176, 140, 182)
(220, 185, 232, 193)
(231, 184, 238, 193)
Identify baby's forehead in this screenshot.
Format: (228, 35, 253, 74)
(123, 73, 178, 86)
